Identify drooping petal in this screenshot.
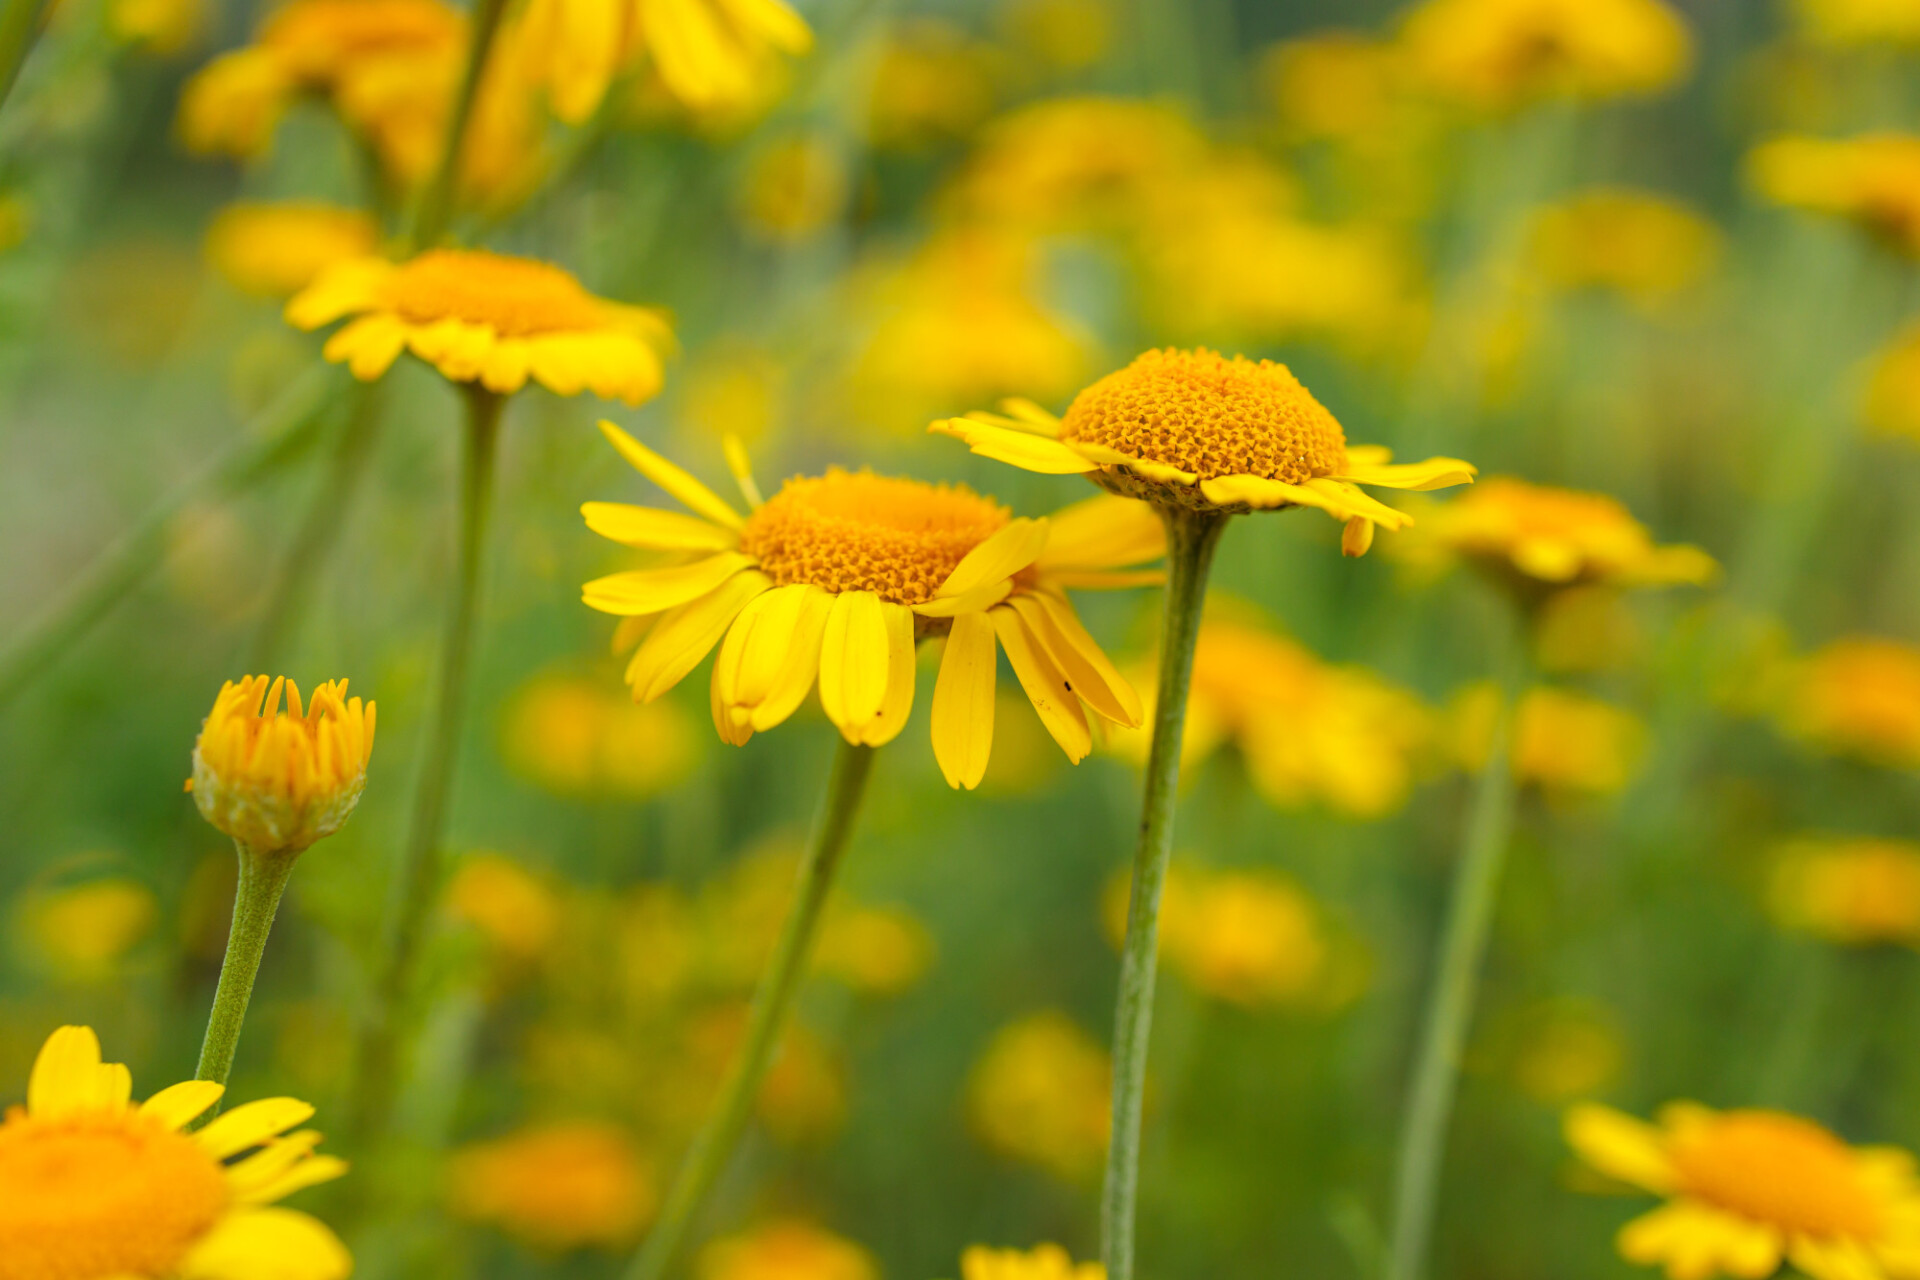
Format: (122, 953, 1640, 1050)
(929, 416, 1099, 475)
(990, 605, 1091, 762)
(1302, 479, 1416, 529)
(1012, 591, 1141, 727)
(179, 1207, 352, 1280)
(196, 1098, 316, 1159)
(934, 517, 1049, 600)
(858, 603, 917, 747)
(931, 612, 997, 790)
(597, 420, 744, 528)
(1342, 517, 1375, 558)
(1069, 441, 1199, 485)
(141, 1079, 227, 1131)
(818, 590, 891, 740)
(1336, 455, 1478, 491)
(581, 552, 758, 616)
(1035, 493, 1165, 572)
(581, 502, 739, 552)
(626, 570, 772, 702)
(1197, 473, 1347, 514)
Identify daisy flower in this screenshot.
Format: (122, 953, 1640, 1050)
(959, 1243, 1105, 1280)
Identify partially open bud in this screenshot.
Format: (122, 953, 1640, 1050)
(188, 675, 375, 854)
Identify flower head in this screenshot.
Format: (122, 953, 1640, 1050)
(580, 422, 1161, 789)
(1104, 865, 1338, 1008)
(1749, 133, 1920, 256)
(1398, 0, 1693, 110)
(933, 348, 1474, 553)
(1797, 0, 1920, 47)
(1771, 835, 1920, 948)
(0, 1025, 349, 1280)
(1527, 188, 1721, 309)
(1566, 1101, 1920, 1280)
(1407, 475, 1715, 591)
(447, 1121, 655, 1250)
(18, 880, 157, 983)
(960, 1243, 1105, 1280)
(1775, 636, 1920, 769)
(698, 1219, 876, 1280)
(501, 672, 698, 798)
(966, 1010, 1110, 1180)
(189, 675, 375, 855)
(204, 202, 379, 299)
(1864, 319, 1920, 444)
(287, 249, 672, 403)
(1451, 683, 1645, 797)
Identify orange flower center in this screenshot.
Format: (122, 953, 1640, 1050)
(1669, 1111, 1886, 1239)
(0, 1111, 230, 1280)
(1059, 348, 1349, 484)
(738, 470, 1010, 605)
(377, 250, 610, 336)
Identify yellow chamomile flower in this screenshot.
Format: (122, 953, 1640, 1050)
(500, 671, 698, 799)
(1407, 475, 1716, 592)
(286, 249, 673, 404)
(1775, 636, 1920, 770)
(1771, 836, 1920, 948)
(933, 347, 1475, 555)
(1749, 134, 1920, 257)
(447, 1120, 656, 1250)
(1451, 683, 1645, 797)
(204, 201, 379, 300)
(1865, 319, 1920, 443)
(19, 879, 158, 982)
(0, 1025, 350, 1280)
(1797, 0, 1920, 49)
(1398, 0, 1693, 111)
(1566, 1101, 1920, 1280)
(966, 1009, 1110, 1181)
(188, 675, 375, 855)
(698, 1219, 878, 1280)
(1527, 188, 1721, 310)
(579, 422, 1162, 789)
(1102, 865, 1336, 1009)
(959, 1243, 1105, 1280)
(445, 853, 563, 961)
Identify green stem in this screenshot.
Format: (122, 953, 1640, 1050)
(407, 0, 509, 248)
(1100, 504, 1229, 1280)
(1385, 615, 1529, 1280)
(349, 386, 502, 1140)
(194, 841, 299, 1097)
(627, 738, 878, 1280)
(0, 0, 49, 113)
(0, 369, 334, 714)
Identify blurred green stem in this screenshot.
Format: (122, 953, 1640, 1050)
(1385, 610, 1529, 1280)
(350, 385, 502, 1141)
(195, 841, 298, 1101)
(0, 369, 333, 714)
(1101, 504, 1229, 1280)
(0, 0, 49, 112)
(628, 738, 877, 1280)
(407, 0, 508, 248)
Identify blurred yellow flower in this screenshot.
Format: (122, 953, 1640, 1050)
(0, 1025, 350, 1280)
(1405, 475, 1716, 589)
(1262, 31, 1410, 142)
(18, 879, 157, 981)
(1863, 318, 1920, 443)
(1507, 1001, 1624, 1101)
(967, 1009, 1109, 1180)
(1796, 0, 1920, 47)
(1566, 1101, 1920, 1280)
(961, 1242, 1105, 1280)
(188, 675, 376, 855)
(1110, 611, 1431, 818)
(1451, 684, 1645, 796)
(448, 1121, 655, 1250)
(753, 1018, 847, 1142)
(1104, 865, 1336, 1008)
(500, 672, 698, 798)
(581, 424, 1160, 789)
(814, 904, 936, 995)
(737, 133, 850, 243)
(1771, 836, 1920, 947)
(865, 20, 997, 151)
(935, 348, 1475, 554)
(1399, 0, 1693, 109)
(679, 342, 784, 444)
(109, 0, 203, 53)
(287, 249, 672, 403)
(1775, 636, 1920, 769)
(1000, 0, 1111, 70)
(1527, 188, 1721, 309)
(1533, 584, 1644, 673)
(1749, 133, 1920, 255)
(699, 1219, 878, 1280)
(204, 202, 379, 299)
(445, 853, 562, 960)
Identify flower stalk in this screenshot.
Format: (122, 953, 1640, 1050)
(194, 841, 299, 1096)
(1101, 503, 1230, 1280)
(408, 0, 510, 248)
(628, 737, 878, 1280)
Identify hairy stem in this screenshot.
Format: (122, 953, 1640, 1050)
(194, 841, 299, 1101)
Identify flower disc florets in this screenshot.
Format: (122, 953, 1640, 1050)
(189, 675, 376, 855)
(738, 470, 1012, 606)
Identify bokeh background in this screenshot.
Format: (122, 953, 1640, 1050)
(3, 0, 1920, 1276)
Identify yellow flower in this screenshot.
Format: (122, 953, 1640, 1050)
(445, 853, 562, 960)
(109, 0, 204, 54)
(1776, 637, 1920, 769)
(580, 423, 1161, 790)
(188, 675, 375, 855)
(203, 202, 379, 299)
(1451, 683, 1645, 796)
(500, 672, 698, 798)
(1109, 610, 1432, 817)
(18, 879, 157, 982)
(0, 1025, 349, 1280)
(999, 0, 1113, 70)
(1771, 836, 1920, 948)
(813, 905, 936, 995)
(447, 1121, 655, 1250)
(1398, 0, 1693, 110)
(934, 347, 1475, 554)
(1749, 133, 1920, 256)
(967, 1010, 1109, 1181)
(1864, 319, 1920, 443)
(1566, 1101, 1920, 1280)
(699, 1219, 877, 1280)
(1528, 188, 1721, 309)
(1796, 0, 1920, 47)
(287, 249, 672, 403)
(863, 19, 997, 150)
(1508, 1002, 1624, 1102)
(736, 133, 850, 243)
(959, 1243, 1105, 1280)
(1262, 31, 1411, 142)
(1104, 865, 1334, 1008)
(1406, 474, 1716, 589)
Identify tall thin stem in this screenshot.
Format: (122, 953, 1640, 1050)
(0, 0, 49, 114)
(195, 841, 299, 1098)
(627, 738, 878, 1280)
(349, 386, 502, 1140)
(1101, 503, 1229, 1280)
(1385, 612, 1529, 1280)
(407, 0, 509, 249)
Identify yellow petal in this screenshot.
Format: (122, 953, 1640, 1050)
(857, 603, 917, 746)
(1198, 473, 1342, 513)
(1563, 1103, 1676, 1193)
(141, 1079, 226, 1130)
(935, 517, 1049, 599)
(818, 590, 890, 739)
(233, 1154, 349, 1206)
(1070, 442, 1199, 485)
(627, 570, 771, 702)
(991, 604, 1091, 762)
(581, 551, 757, 616)
(581, 502, 739, 552)
(1012, 590, 1141, 727)
(717, 0, 811, 52)
(710, 649, 755, 747)
(929, 417, 1098, 475)
(225, 1131, 325, 1200)
(196, 1098, 315, 1159)
(996, 397, 1064, 433)
(597, 419, 743, 529)
(748, 587, 834, 731)
(478, 337, 533, 394)
(1336, 455, 1477, 491)
(722, 433, 763, 508)
(930, 612, 997, 790)
(1035, 493, 1165, 572)
(321, 313, 408, 381)
(179, 1207, 352, 1280)
(1342, 517, 1375, 558)
(28, 1026, 107, 1119)
(283, 257, 390, 329)
(911, 578, 1013, 617)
